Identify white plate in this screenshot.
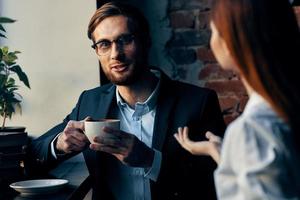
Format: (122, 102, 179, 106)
(9, 179, 68, 196)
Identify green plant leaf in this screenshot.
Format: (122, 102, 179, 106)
(0, 24, 5, 32)
(6, 77, 16, 86)
(2, 50, 18, 66)
(8, 87, 18, 92)
(0, 49, 2, 60)
(2, 46, 8, 54)
(0, 64, 7, 74)
(0, 17, 16, 23)
(9, 65, 30, 88)
(4, 61, 16, 66)
(0, 75, 8, 88)
(0, 32, 6, 38)
(11, 96, 21, 103)
(8, 52, 18, 60)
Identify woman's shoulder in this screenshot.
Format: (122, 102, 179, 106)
(223, 103, 292, 160)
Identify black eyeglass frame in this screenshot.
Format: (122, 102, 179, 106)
(91, 34, 135, 55)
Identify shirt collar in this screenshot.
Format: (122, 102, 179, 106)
(243, 92, 271, 116)
(116, 70, 161, 112)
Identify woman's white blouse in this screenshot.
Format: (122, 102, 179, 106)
(215, 93, 300, 200)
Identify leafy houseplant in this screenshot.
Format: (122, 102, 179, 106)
(0, 17, 30, 130)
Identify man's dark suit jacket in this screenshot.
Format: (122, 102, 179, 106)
(26, 72, 226, 200)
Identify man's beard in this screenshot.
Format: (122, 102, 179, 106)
(104, 64, 144, 86)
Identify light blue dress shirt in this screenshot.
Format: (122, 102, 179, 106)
(105, 78, 162, 200)
(215, 93, 300, 200)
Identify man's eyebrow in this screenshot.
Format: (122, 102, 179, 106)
(94, 38, 109, 44)
(95, 33, 133, 43)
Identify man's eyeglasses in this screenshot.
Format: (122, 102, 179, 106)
(91, 34, 135, 56)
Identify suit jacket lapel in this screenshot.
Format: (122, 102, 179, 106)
(95, 84, 116, 119)
(84, 84, 116, 197)
(152, 74, 176, 151)
(93, 74, 175, 152)
(84, 84, 115, 166)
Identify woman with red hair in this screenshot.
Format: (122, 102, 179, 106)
(175, 0, 300, 199)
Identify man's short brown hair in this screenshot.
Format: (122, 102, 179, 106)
(87, 1, 151, 50)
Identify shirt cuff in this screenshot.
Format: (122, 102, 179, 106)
(144, 149, 162, 181)
(50, 133, 63, 159)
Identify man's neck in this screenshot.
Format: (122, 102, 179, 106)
(117, 71, 158, 108)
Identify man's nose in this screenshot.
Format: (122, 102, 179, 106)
(110, 43, 123, 60)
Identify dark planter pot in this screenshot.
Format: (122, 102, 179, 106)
(0, 127, 27, 148)
(0, 127, 28, 188)
(0, 126, 26, 133)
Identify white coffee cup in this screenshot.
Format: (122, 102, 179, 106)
(84, 119, 120, 143)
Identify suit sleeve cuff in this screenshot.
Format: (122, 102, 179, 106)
(50, 133, 64, 159)
(144, 149, 162, 181)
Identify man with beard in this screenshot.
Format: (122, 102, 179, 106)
(26, 2, 226, 200)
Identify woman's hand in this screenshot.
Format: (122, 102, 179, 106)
(174, 126, 222, 164)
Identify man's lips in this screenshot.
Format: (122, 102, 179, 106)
(111, 64, 128, 72)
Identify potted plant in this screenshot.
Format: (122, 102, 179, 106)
(0, 17, 30, 191)
(0, 17, 30, 132)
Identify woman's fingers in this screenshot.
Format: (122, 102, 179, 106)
(182, 126, 190, 142)
(174, 133, 180, 141)
(174, 126, 191, 144)
(206, 131, 222, 143)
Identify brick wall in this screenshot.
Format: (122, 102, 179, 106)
(168, 2, 300, 125)
(168, 0, 247, 124)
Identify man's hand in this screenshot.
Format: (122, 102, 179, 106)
(90, 127, 154, 168)
(56, 120, 89, 154)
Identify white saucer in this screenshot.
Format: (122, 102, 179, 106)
(9, 179, 68, 196)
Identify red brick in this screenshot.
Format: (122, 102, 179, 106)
(169, 0, 213, 11)
(200, 0, 213, 9)
(170, 11, 195, 29)
(237, 95, 249, 113)
(199, 63, 236, 80)
(197, 47, 216, 62)
(169, 48, 197, 64)
(198, 64, 217, 79)
(218, 96, 239, 111)
(197, 11, 210, 29)
(205, 80, 247, 95)
(224, 113, 240, 125)
(169, 30, 210, 47)
(294, 6, 300, 28)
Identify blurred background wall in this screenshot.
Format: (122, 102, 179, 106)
(166, 0, 300, 124)
(0, 0, 99, 136)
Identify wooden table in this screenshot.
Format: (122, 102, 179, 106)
(1, 154, 91, 200)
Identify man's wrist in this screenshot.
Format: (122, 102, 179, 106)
(53, 137, 65, 154)
(50, 133, 67, 159)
